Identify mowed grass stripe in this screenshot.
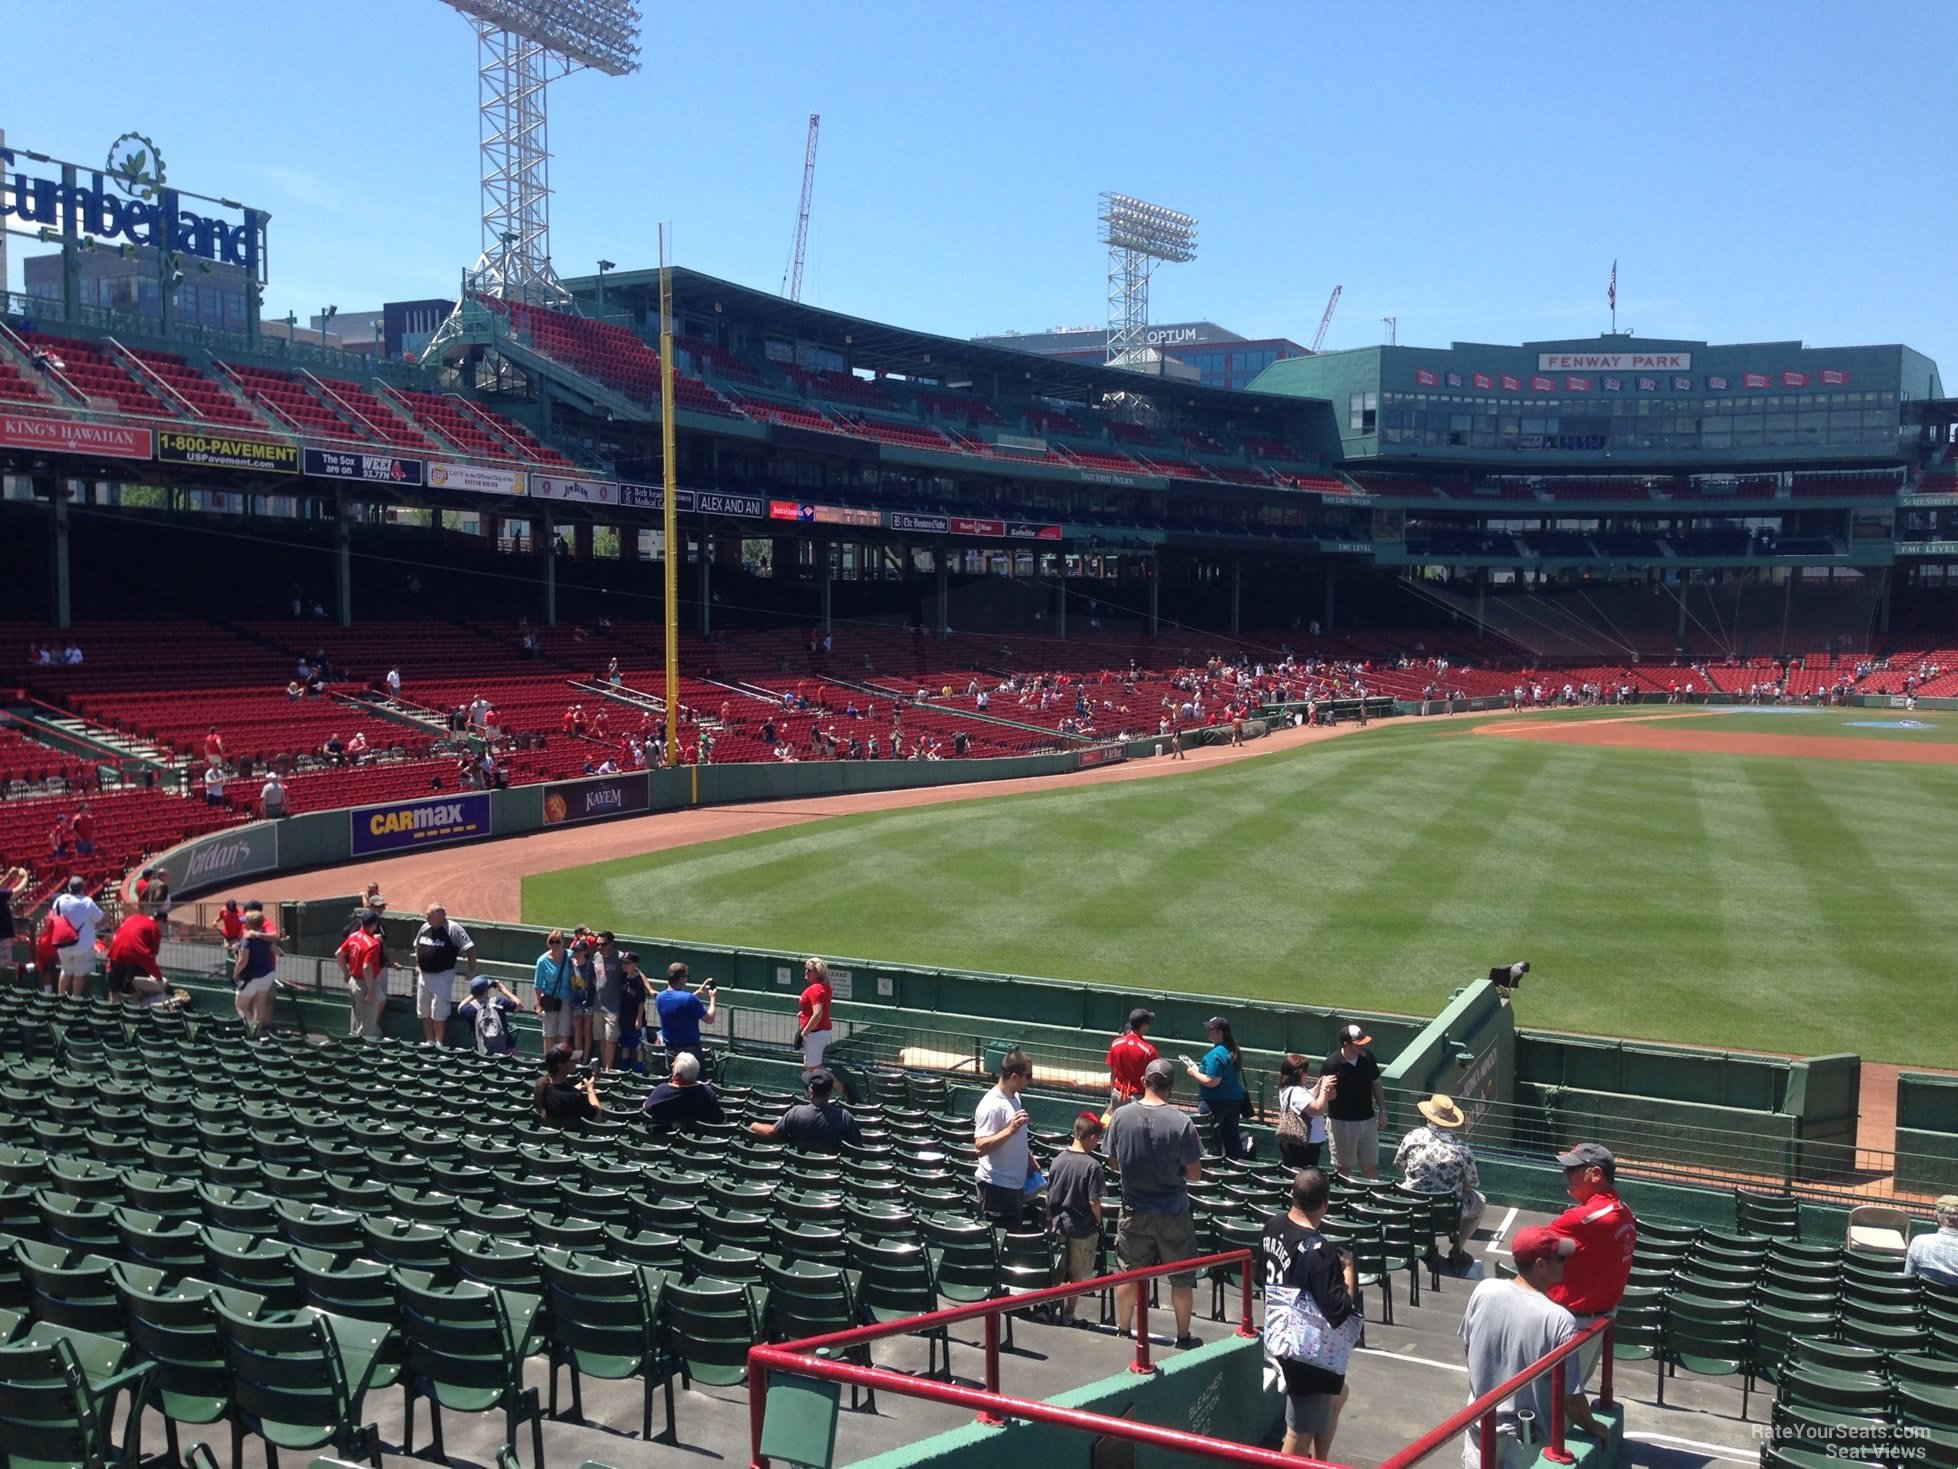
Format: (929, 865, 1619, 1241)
(523, 726, 1958, 1066)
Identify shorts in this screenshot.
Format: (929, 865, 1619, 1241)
(802, 1028, 830, 1067)
(540, 1004, 572, 1045)
(1061, 1232, 1099, 1284)
(1566, 1314, 1608, 1392)
(106, 960, 151, 997)
(416, 971, 455, 1021)
(235, 974, 277, 1001)
(56, 944, 94, 980)
(596, 1009, 621, 1043)
(1285, 1390, 1339, 1437)
(976, 1180, 1025, 1229)
(1116, 1208, 1198, 1289)
(1327, 1116, 1380, 1174)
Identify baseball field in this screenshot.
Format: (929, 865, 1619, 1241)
(522, 707, 1958, 1068)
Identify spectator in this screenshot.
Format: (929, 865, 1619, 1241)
(322, 733, 347, 767)
(1460, 1227, 1600, 1468)
(1545, 1143, 1637, 1399)
(216, 898, 246, 955)
(642, 1051, 726, 1127)
(203, 728, 226, 764)
(71, 804, 95, 857)
(1107, 1007, 1159, 1111)
(1047, 1111, 1106, 1326)
(747, 1066, 860, 1151)
(1276, 1054, 1334, 1170)
(1105, 1057, 1203, 1349)
(616, 951, 649, 1074)
(459, 975, 522, 1058)
(797, 956, 834, 1067)
(345, 731, 370, 762)
(336, 910, 389, 1038)
(1261, 1168, 1361, 1460)
(0, 860, 24, 979)
(566, 932, 598, 1062)
(105, 905, 169, 1005)
(411, 903, 477, 1045)
(360, 882, 387, 918)
(203, 763, 227, 806)
(232, 911, 281, 1036)
(532, 929, 574, 1055)
(974, 1049, 1039, 1228)
(1395, 1095, 1487, 1267)
(655, 962, 717, 1066)
(385, 667, 401, 699)
(1323, 1023, 1385, 1179)
(50, 877, 104, 999)
(535, 1044, 602, 1125)
(592, 930, 626, 1070)
(1905, 1196, 1958, 1287)
(1183, 1015, 1249, 1161)
(48, 813, 72, 862)
(260, 770, 288, 820)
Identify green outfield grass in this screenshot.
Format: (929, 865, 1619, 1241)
(522, 714, 1958, 1067)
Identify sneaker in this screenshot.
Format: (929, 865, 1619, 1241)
(1173, 1334, 1202, 1350)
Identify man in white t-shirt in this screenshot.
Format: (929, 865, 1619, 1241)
(1459, 1226, 1601, 1469)
(261, 772, 287, 819)
(50, 877, 105, 998)
(973, 1048, 1034, 1228)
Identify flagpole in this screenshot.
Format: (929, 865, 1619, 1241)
(1609, 259, 1617, 335)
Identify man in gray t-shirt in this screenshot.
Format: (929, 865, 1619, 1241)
(1460, 1226, 1600, 1468)
(1104, 1057, 1204, 1348)
(593, 931, 625, 1069)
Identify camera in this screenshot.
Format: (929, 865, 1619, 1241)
(701, 977, 718, 991)
(581, 1057, 600, 1079)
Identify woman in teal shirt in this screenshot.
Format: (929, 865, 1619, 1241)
(1184, 1015, 1249, 1161)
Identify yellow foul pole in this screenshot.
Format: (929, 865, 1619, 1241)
(659, 228, 680, 767)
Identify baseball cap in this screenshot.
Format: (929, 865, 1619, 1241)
(1556, 1142, 1616, 1171)
(1205, 1015, 1229, 1030)
(1127, 1007, 1156, 1028)
(1143, 1057, 1178, 1087)
(620, 951, 640, 965)
(1511, 1226, 1577, 1267)
(803, 1066, 836, 1091)
(468, 975, 490, 993)
(1339, 1023, 1373, 1046)
(65, 876, 84, 894)
(1935, 1194, 1958, 1223)
(1077, 1109, 1106, 1127)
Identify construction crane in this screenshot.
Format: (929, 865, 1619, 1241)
(1309, 284, 1342, 353)
(782, 112, 821, 301)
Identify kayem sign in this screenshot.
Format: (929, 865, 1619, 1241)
(428, 462, 526, 496)
(541, 774, 651, 826)
(303, 447, 425, 486)
(0, 412, 153, 460)
(156, 430, 298, 474)
(159, 822, 281, 895)
(350, 793, 491, 857)
(1537, 352, 1691, 371)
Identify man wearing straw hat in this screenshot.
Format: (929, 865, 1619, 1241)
(1395, 1094, 1487, 1267)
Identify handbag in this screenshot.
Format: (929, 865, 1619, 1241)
(1276, 1088, 1309, 1144)
(538, 954, 569, 1011)
(1263, 1236, 1360, 1374)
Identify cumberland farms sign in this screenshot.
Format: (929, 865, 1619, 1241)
(1538, 352, 1691, 371)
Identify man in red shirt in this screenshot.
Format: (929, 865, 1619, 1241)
(1546, 1142, 1637, 1396)
(204, 729, 226, 764)
(1106, 1008, 1160, 1112)
(336, 911, 389, 1038)
(71, 804, 95, 857)
(106, 907, 168, 1004)
(797, 956, 834, 1067)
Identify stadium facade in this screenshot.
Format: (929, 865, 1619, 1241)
(970, 320, 1308, 391)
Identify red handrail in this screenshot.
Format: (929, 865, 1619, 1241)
(1375, 1316, 1615, 1469)
(748, 1248, 1298, 1469)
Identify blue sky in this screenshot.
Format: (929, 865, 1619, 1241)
(7, 0, 1956, 371)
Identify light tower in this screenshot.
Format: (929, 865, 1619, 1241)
(439, 0, 642, 304)
(1097, 192, 1197, 371)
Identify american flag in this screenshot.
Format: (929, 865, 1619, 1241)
(1608, 260, 1617, 312)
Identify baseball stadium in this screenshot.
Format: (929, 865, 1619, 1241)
(3, 7, 1958, 1469)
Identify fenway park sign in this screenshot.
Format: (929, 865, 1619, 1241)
(1537, 352, 1691, 371)
(0, 412, 152, 460)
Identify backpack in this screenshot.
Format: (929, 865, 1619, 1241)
(474, 999, 513, 1054)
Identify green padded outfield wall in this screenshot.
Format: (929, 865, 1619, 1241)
(1896, 1072, 1958, 1194)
